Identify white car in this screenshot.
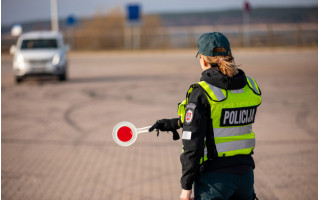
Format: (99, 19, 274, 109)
(10, 31, 69, 83)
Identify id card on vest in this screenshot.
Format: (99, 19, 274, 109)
(220, 106, 257, 127)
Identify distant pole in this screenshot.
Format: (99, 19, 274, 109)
(66, 15, 77, 49)
(125, 4, 142, 50)
(133, 27, 141, 49)
(242, 1, 251, 47)
(124, 26, 131, 49)
(50, 0, 59, 32)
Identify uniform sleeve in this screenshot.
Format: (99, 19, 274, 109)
(180, 86, 210, 190)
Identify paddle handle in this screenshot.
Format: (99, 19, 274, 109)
(137, 126, 152, 134)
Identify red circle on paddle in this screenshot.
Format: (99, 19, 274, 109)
(117, 126, 133, 142)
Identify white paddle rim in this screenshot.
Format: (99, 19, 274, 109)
(112, 121, 151, 147)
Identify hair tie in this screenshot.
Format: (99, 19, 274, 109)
(218, 58, 224, 63)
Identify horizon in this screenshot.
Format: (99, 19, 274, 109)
(2, 0, 318, 26)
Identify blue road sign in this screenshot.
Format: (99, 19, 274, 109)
(66, 15, 77, 26)
(127, 4, 141, 23)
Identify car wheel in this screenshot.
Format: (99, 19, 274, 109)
(58, 72, 67, 81)
(15, 76, 23, 84)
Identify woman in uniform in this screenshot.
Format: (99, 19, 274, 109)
(149, 32, 261, 200)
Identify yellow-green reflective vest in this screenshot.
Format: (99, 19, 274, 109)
(178, 77, 261, 163)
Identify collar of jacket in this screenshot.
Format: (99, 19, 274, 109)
(200, 67, 247, 90)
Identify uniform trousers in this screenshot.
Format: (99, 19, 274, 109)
(194, 169, 255, 200)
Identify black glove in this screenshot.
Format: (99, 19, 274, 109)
(149, 118, 181, 140)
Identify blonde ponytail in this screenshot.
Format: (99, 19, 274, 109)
(201, 55, 238, 77)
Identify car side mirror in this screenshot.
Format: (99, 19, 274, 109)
(10, 45, 17, 55)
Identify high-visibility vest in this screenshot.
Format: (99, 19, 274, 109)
(178, 77, 261, 163)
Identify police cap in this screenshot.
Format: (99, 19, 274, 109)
(196, 32, 232, 57)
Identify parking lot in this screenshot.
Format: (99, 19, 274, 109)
(2, 48, 318, 199)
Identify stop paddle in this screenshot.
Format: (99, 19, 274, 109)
(112, 121, 151, 147)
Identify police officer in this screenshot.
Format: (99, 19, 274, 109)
(149, 32, 261, 200)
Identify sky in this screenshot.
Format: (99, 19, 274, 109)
(2, 0, 318, 26)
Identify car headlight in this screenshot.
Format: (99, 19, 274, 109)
(17, 54, 24, 63)
(52, 54, 60, 65)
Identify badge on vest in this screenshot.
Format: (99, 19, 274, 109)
(220, 106, 257, 127)
(185, 103, 196, 125)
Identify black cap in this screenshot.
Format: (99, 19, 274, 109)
(196, 32, 231, 57)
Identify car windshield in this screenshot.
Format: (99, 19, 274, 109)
(20, 39, 58, 49)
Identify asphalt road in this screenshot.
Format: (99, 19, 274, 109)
(2, 48, 318, 200)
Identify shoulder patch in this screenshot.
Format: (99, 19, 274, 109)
(185, 103, 196, 125)
(185, 110, 193, 123)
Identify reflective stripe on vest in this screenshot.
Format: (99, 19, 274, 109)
(214, 125, 252, 137)
(231, 88, 244, 94)
(207, 83, 226, 101)
(247, 76, 260, 95)
(197, 81, 227, 101)
(216, 138, 255, 153)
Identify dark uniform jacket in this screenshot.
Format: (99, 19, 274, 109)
(180, 67, 256, 190)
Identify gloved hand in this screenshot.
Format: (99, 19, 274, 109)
(149, 118, 181, 140)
